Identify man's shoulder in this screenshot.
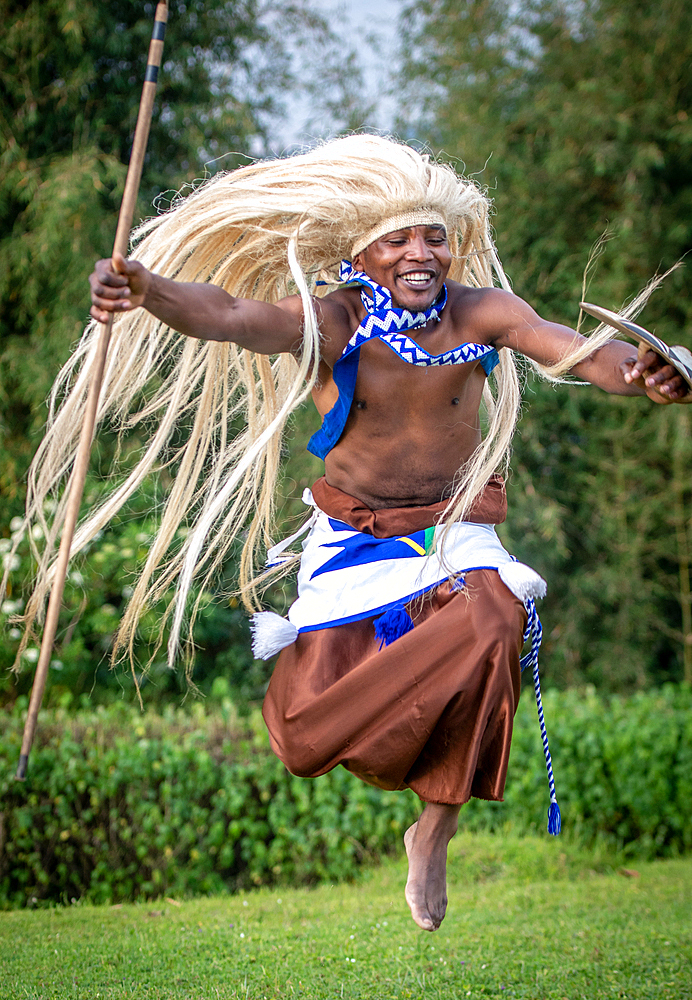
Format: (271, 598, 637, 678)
(445, 282, 522, 342)
(316, 286, 365, 340)
(446, 281, 512, 309)
(319, 284, 361, 311)
(275, 286, 361, 367)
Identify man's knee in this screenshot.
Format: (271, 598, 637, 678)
(271, 734, 324, 778)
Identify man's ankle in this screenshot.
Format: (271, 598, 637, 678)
(417, 803, 461, 839)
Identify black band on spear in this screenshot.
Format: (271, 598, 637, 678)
(14, 1, 170, 781)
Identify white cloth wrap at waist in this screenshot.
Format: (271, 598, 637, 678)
(288, 509, 545, 633)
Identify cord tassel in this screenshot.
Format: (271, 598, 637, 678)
(373, 606, 414, 648)
(520, 598, 561, 836)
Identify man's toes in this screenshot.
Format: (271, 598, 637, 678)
(430, 898, 448, 928)
(405, 885, 437, 931)
(410, 906, 436, 932)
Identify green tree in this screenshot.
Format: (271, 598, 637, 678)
(399, 0, 692, 688)
(0, 0, 350, 491)
(0, 0, 364, 704)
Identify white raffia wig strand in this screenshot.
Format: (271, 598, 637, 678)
(6, 133, 652, 674)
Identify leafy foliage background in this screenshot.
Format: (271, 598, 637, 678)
(1, 0, 691, 706)
(400, 0, 692, 690)
(2, 684, 690, 907)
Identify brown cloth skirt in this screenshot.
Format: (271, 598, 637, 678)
(262, 477, 526, 806)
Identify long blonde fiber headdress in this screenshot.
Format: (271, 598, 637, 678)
(8, 134, 620, 674)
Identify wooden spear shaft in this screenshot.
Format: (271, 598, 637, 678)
(15, 2, 169, 781)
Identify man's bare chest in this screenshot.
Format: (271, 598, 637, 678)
(313, 311, 492, 420)
(353, 337, 484, 396)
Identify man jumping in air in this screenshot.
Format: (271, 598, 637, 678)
(26, 135, 691, 931)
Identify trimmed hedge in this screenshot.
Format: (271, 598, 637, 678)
(465, 683, 692, 857)
(0, 701, 418, 908)
(1, 684, 691, 908)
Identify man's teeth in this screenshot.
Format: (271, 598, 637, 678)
(401, 273, 432, 284)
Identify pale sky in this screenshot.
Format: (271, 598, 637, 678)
(272, 0, 402, 147)
(335, 0, 401, 120)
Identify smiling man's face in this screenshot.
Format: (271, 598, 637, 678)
(352, 225, 452, 310)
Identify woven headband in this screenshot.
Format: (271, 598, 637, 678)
(351, 210, 447, 258)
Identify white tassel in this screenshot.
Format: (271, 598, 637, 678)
(251, 611, 299, 659)
(498, 561, 547, 603)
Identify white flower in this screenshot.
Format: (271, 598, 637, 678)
(2, 554, 20, 571)
(1, 600, 20, 615)
(9, 517, 24, 532)
(31, 524, 44, 540)
(239, 932, 245, 938)
(0, 539, 12, 553)
(9, 628, 21, 639)
(121, 585, 134, 599)
(23, 647, 39, 663)
(69, 570, 84, 586)
(50, 660, 64, 671)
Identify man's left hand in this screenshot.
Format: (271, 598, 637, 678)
(622, 347, 692, 404)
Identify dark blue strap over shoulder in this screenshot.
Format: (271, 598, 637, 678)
(480, 348, 500, 375)
(307, 349, 360, 459)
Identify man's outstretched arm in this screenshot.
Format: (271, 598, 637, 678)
(485, 289, 690, 403)
(89, 252, 306, 355)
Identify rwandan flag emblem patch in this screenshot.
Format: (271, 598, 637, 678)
(310, 522, 436, 580)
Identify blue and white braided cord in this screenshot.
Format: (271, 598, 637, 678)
(520, 598, 561, 836)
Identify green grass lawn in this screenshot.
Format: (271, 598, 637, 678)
(1, 831, 690, 999)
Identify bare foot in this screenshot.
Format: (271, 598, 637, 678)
(404, 803, 461, 931)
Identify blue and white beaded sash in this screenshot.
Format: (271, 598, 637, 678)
(307, 261, 499, 459)
(338, 260, 499, 370)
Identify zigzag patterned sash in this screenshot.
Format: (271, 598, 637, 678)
(338, 260, 499, 370)
(307, 260, 499, 459)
